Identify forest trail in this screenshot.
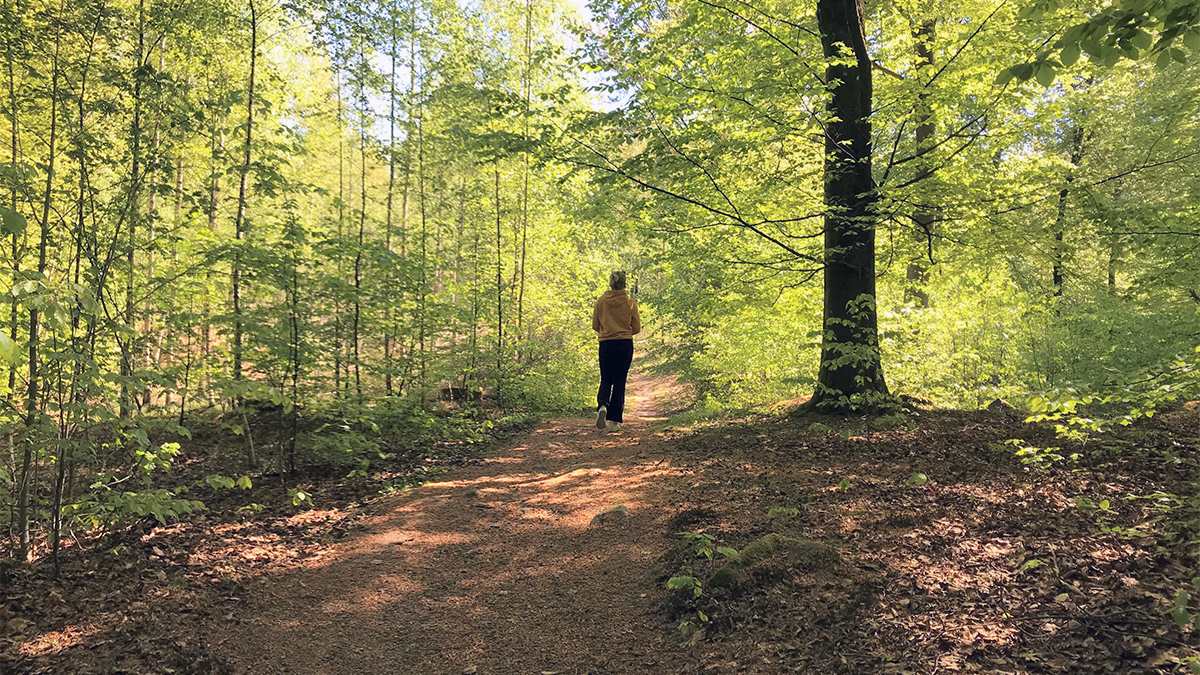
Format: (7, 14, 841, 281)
(214, 364, 696, 674)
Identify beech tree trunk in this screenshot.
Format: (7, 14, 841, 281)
(808, 0, 889, 412)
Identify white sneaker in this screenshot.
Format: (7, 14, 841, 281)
(606, 420, 621, 434)
(596, 405, 607, 429)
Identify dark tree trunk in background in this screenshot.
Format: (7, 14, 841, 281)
(807, 0, 890, 412)
(1052, 124, 1085, 298)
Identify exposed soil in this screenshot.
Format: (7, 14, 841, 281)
(6, 375, 1200, 675)
(210, 368, 699, 674)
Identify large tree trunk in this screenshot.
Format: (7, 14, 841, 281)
(807, 0, 890, 413)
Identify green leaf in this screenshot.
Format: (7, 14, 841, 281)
(1018, 559, 1042, 572)
(1183, 30, 1200, 52)
(1156, 49, 1173, 69)
(667, 575, 699, 591)
(0, 332, 17, 366)
(1035, 62, 1056, 87)
(236, 476, 253, 490)
(1060, 42, 1081, 67)
(1131, 30, 1153, 51)
(837, 478, 851, 490)
(906, 473, 928, 486)
(994, 67, 1016, 86)
(0, 207, 26, 235)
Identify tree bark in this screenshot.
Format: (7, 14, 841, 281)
(18, 2, 61, 560)
(807, 0, 890, 413)
(1051, 124, 1085, 298)
(905, 19, 935, 308)
(232, 0, 257, 420)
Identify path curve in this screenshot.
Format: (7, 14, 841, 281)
(215, 366, 694, 675)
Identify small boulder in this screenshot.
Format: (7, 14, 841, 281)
(589, 505, 630, 527)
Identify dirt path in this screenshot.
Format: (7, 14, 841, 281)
(215, 368, 695, 675)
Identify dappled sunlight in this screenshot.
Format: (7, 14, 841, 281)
(939, 483, 1016, 505)
(19, 622, 104, 657)
(318, 573, 425, 614)
(140, 522, 191, 541)
(481, 455, 525, 464)
(207, 376, 690, 674)
(888, 551, 1015, 593)
(282, 509, 346, 527)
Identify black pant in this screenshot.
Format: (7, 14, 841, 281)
(597, 339, 634, 423)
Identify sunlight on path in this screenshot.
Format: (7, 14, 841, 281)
(213, 368, 693, 675)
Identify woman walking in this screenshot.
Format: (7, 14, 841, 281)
(592, 270, 641, 433)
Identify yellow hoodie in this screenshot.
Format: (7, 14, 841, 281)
(592, 289, 641, 341)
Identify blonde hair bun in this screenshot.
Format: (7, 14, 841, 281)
(609, 270, 627, 290)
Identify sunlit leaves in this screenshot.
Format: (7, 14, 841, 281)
(0, 207, 26, 235)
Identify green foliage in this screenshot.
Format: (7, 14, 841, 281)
(287, 488, 312, 507)
(379, 466, 450, 494)
(678, 531, 720, 561)
(66, 487, 205, 530)
(1025, 346, 1200, 440)
(1002, 439, 1078, 467)
(1018, 558, 1043, 573)
(667, 575, 704, 599)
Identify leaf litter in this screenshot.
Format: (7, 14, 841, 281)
(4, 380, 1200, 674)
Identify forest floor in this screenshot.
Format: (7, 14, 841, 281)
(5, 369, 1200, 674)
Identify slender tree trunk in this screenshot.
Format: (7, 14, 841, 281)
(1107, 237, 1119, 289)
(808, 0, 889, 413)
(905, 19, 935, 307)
(516, 0, 532, 349)
(334, 69, 344, 395)
(417, 114, 427, 382)
(1051, 125, 1085, 298)
(472, 187, 480, 390)
(232, 0, 257, 421)
(384, 15, 398, 396)
(140, 45, 165, 408)
(353, 49, 367, 399)
(18, 4, 61, 560)
(204, 112, 224, 377)
(288, 212, 300, 474)
(121, 0, 147, 420)
(5, 0, 22, 478)
(494, 168, 503, 409)
(56, 9, 101, 572)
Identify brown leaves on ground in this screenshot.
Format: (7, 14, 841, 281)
(4, 382, 1200, 675)
(661, 407, 1200, 674)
